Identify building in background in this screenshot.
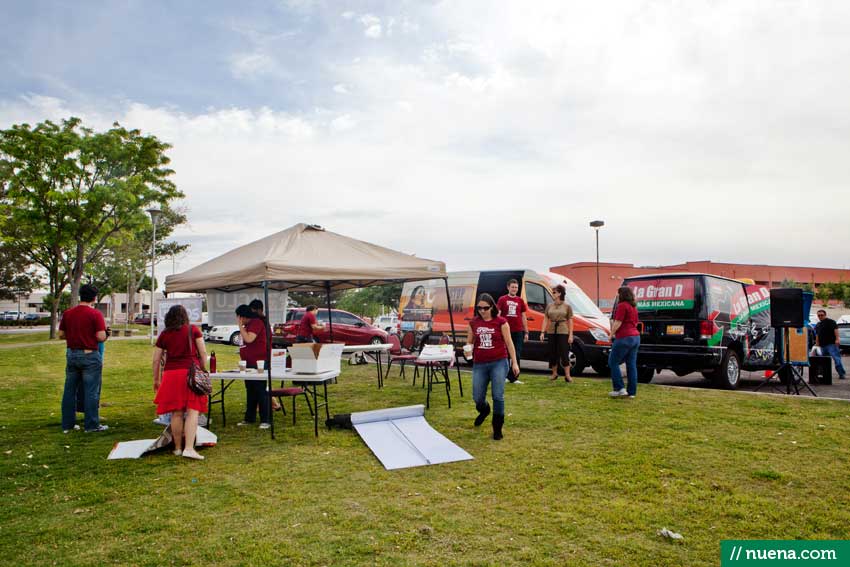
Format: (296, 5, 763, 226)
(0, 291, 165, 322)
(552, 260, 850, 311)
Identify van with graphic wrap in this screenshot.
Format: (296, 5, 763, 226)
(398, 270, 612, 375)
(618, 273, 778, 389)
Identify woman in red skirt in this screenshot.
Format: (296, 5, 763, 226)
(153, 305, 209, 460)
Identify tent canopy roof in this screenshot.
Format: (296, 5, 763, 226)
(165, 223, 447, 293)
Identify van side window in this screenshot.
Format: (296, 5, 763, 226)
(526, 282, 547, 312)
(706, 278, 746, 323)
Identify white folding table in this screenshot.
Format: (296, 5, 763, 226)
(341, 344, 393, 388)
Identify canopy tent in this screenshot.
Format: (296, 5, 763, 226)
(165, 223, 447, 293)
(164, 223, 458, 439)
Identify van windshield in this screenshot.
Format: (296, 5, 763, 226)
(565, 286, 605, 318)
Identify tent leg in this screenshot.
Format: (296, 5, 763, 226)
(264, 281, 274, 440)
(444, 277, 462, 397)
(326, 281, 334, 343)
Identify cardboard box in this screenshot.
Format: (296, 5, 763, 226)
(287, 343, 344, 374)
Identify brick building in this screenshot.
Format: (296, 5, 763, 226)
(551, 260, 850, 310)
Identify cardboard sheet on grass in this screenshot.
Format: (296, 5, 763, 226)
(107, 426, 217, 460)
(352, 405, 472, 470)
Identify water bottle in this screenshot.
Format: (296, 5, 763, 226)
(210, 351, 217, 373)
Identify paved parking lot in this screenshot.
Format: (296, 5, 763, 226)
(518, 356, 850, 400)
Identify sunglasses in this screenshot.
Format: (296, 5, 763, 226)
(477, 305, 491, 311)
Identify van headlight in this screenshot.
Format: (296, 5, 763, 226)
(589, 328, 610, 342)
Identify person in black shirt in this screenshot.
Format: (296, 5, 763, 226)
(815, 309, 845, 379)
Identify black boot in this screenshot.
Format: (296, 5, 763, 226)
(492, 414, 504, 440)
(474, 402, 491, 426)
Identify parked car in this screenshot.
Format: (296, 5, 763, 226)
(619, 273, 779, 389)
(3, 311, 23, 321)
(838, 323, 850, 354)
(23, 313, 41, 321)
(398, 270, 612, 375)
(133, 313, 157, 326)
(207, 325, 242, 346)
(373, 315, 399, 334)
(273, 308, 389, 347)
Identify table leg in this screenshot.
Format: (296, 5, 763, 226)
(312, 384, 319, 437)
(376, 351, 384, 388)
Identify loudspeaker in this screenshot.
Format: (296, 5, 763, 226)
(770, 288, 804, 328)
(809, 355, 833, 385)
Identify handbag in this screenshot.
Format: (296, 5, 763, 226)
(186, 325, 212, 396)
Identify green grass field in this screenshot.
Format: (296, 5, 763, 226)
(1, 338, 849, 566)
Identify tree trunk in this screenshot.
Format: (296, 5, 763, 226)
(69, 241, 85, 308)
(109, 292, 117, 325)
(48, 270, 60, 340)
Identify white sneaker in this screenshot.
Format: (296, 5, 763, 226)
(608, 388, 628, 398)
(259, 422, 271, 430)
(236, 421, 252, 426)
(63, 425, 81, 433)
(85, 424, 109, 433)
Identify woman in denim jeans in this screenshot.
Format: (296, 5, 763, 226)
(608, 286, 641, 398)
(465, 294, 520, 440)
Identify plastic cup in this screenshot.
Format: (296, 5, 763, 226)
(257, 360, 265, 373)
(238, 360, 247, 373)
(463, 344, 473, 357)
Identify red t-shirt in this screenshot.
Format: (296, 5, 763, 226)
(471, 316, 509, 363)
(59, 305, 106, 350)
(240, 318, 267, 366)
(613, 302, 640, 339)
(497, 294, 528, 333)
(156, 325, 202, 370)
(298, 311, 317, 339)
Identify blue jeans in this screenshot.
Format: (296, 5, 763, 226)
(822, 344, 846, 378)
(472, 358, 508, 415)
(510, 332, 525, 364)
(62, 349, 103, 431)
(609, 335, 640, 396)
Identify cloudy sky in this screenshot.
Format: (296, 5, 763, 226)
(3, 0, 849, 281)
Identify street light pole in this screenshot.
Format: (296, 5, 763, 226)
(146, 205, 162, 345)
(589, 220, 605, 307)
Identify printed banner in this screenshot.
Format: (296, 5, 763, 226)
(628, 278, 696, 311)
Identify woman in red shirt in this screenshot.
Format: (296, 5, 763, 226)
(465, 293, 520, 440)
(608, 286, 641, 398)
(153, 305, 208, 460)
(235, 304, 270, 429)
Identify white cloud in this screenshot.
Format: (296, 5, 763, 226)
(228, 52, 277, 79)
(4, 0, 850, 278)
(359, 14, 382, 38)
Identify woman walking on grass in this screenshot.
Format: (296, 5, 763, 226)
(466, 293, 520, 440)
(153, 305, 208, 460)
(540, 284, 574, 382)
(608, 286, 641, 398)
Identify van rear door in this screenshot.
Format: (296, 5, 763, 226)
(625, 276, 703, 348)
(477, 270, 524, 302)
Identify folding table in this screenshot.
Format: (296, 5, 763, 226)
(341, 344, 393, 387)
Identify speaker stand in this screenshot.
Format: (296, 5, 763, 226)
(753, 328, 817, 396)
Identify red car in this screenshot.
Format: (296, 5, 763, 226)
(273, 308, 388, 347)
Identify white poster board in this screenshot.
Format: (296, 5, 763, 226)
(206, 289, 288, 327)
(157, 297, 204, 334)
(351, 405, 473, 470)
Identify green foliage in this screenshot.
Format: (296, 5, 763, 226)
(843, 286, 850, 308)
(0, 117, 184, 334)
(41, 292, 71, 313)
(336, 284, 403, 318)
(0, 242, 40, 300)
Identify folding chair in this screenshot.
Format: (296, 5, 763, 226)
(387, 332, 419, 380)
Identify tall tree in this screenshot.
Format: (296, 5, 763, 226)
(0, 117, 182, 337)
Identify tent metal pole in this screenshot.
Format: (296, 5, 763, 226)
(443, 277, 462, 396)
(326, 281, 334, 342)
(263, 281, 274, 440)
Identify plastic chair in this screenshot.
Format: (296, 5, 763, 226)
(387, 332, 419, 380)
(268, 383, 314, 426)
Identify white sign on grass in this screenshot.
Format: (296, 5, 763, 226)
(157, 297, 204, 334)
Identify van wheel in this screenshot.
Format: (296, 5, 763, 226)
(569, 346, 586, 376)
(712, 349, 741, 390)
(637, 367, 655, 383)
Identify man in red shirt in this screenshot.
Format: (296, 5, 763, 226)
(497, 279, 528, 383)
(59, 284, 109, 433)
(296, 305, 324, 343)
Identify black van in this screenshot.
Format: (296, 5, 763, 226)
(619, 273, 778, 389)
